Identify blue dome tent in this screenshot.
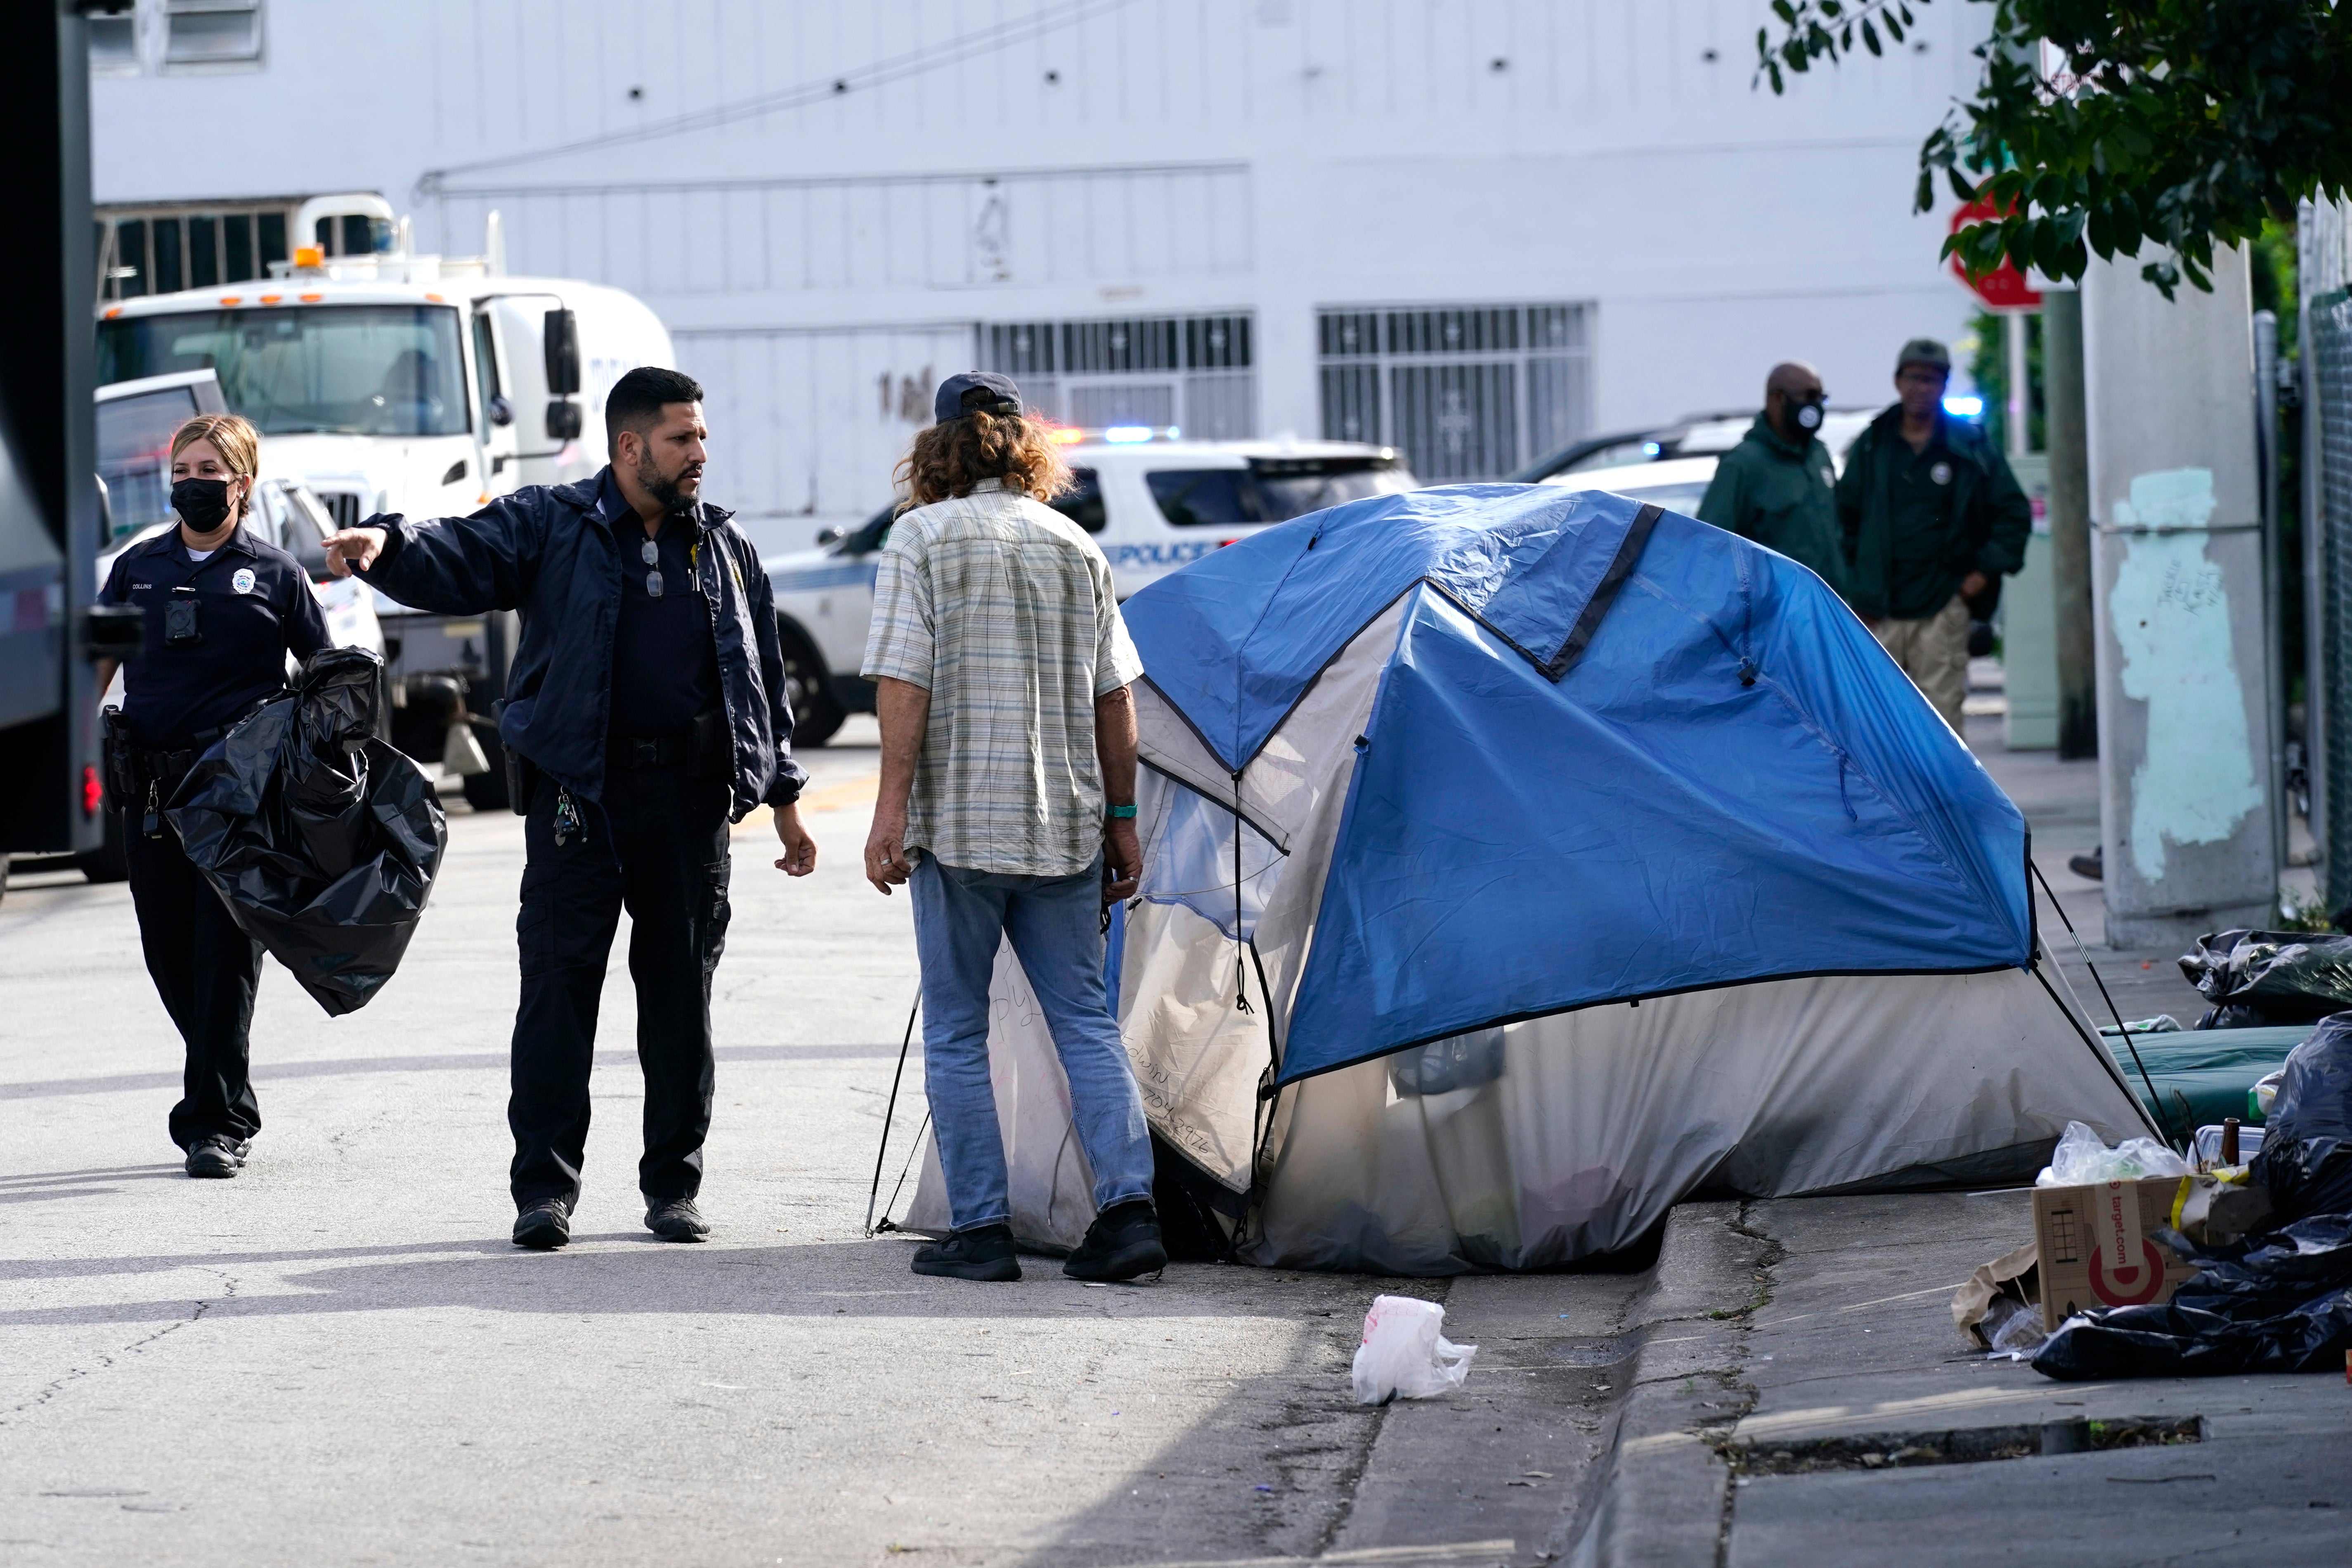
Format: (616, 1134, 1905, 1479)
(896, 485, 2156, 1272)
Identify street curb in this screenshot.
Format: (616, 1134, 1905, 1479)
(1559, 1202, 1772, 1568)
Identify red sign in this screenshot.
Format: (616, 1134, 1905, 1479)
(1949, 199, 2042, 310)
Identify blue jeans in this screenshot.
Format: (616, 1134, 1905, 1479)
(910, 852, 1154, 1233)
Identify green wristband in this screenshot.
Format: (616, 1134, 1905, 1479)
(1105, 803, 1137, 819)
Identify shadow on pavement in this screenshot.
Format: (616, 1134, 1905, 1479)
(0, 1237, 1440, 1330)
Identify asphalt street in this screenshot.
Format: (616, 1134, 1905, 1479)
(0, 719, 1635, 1568)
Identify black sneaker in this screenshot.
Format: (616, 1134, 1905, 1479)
(513, 1197, 572, 1251)
(645, 1197, 709, 1242)
(2068, 846, 2103, 882)
(911, 1223, 1021, 1282)
(1064, 1199, 1167, 1283)
(184, 1135, 248, 1179)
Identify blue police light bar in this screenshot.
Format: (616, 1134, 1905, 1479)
(1102, 426, 1157, 443)
(1943, 395, 1985, 418)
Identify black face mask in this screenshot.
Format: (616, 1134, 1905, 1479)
(171, 477, 236, 532)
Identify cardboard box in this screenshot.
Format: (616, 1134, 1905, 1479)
(2031, 1177, 2203, 1330)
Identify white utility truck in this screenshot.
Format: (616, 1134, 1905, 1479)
(93, 194, 672, 807)
(767, 432, 1416, 744)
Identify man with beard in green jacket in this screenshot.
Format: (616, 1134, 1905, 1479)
(1835, 338, 2030, 734)
(1695, 360, 1844, 592)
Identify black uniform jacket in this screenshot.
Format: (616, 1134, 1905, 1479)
(101, 523, 332, 748)
(357, 469, 808, 818)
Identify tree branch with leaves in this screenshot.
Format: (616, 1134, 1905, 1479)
(1758, 0, 2352, 296)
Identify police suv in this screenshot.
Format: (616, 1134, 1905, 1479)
(765, 433, 1416, 744)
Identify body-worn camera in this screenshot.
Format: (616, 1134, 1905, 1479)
(164, 586, 202, 647)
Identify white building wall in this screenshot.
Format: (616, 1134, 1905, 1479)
(92, 0, 1990, 553)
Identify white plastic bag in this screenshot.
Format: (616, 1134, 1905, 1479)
(1351, 1294, 1477, 1404)
(2034, 1119, 2191, 1186)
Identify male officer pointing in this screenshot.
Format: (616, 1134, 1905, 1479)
(322, 367, 817, 1250)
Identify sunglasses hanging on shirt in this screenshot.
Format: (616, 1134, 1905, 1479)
(641, 537, 663, 599)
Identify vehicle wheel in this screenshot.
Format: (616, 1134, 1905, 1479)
(461, 722, 510, 812)
(780, 624, 846, 747)
(76, 811, 130, 884)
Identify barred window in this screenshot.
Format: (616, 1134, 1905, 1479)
(1316, 302, 1594, 481)
(979, 312, 1257, 440)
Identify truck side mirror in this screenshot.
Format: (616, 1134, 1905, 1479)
(546, 400, 583, 442)
(543, 308, 581, 396)
(488, 394, 514, 428)
(815, 525, 845, 547)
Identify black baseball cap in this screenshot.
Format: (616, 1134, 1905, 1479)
(933, 372, 1024, 424)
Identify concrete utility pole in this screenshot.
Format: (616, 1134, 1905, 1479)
(2042, 289, 2097, 760)
(2083, 249, 2276, 947)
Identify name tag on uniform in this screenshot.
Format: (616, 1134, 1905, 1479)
(232, 567, 258, 594)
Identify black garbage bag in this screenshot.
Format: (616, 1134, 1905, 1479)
(2250, 1014, 2352, 1221)
(166, 646, 446, 1016)
(2031, 1214, 2352, 1379)
(2179, 928, 2352, 1029)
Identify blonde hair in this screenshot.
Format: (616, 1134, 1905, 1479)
(170, 413, 262, 520)
(894, 410, 1072, 513)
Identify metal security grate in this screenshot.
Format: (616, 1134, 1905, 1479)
(980, 312, 1255, 438)
(1316, 301, 1592, 480)
(2310, 289, 2352, 911)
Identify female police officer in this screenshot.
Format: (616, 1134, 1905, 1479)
(95, 414, 331, 1178)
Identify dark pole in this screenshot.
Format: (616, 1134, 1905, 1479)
(2044, 288, 2097, 760)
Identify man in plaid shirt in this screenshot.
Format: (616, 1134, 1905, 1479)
(860, 373, 1165, 1284)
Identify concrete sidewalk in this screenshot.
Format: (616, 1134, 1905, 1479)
(1571, 1195, 2352, 1568)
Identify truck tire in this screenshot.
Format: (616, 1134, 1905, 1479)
(779, 620, 846, 747)
(76, 809, 130, 884)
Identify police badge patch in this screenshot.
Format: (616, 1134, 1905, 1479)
(232, 567, 257, 594)
(1929, 461, 1953, 486)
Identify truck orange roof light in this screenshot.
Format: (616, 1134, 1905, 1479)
(259, 293, 283, 304)
(299, 292, 324, 303)
(424, 293, 445, 303)
(102, 307, 121, 319)
(219, 295, 241, 305)
(293, 246, 324, 268)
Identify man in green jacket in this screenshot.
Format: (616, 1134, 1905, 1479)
(1835, 337, 2031, 733)
(1695, 360, 1844, 591)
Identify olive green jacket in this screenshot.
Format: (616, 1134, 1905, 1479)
(1835, 405, 2031, 621)
(1694, 416, 1844, 591)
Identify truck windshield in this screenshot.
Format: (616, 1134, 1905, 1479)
(97, 305, 470, 438)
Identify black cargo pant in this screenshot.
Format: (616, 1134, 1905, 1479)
(125, 815, 265, 1150)
(509, 764, 733, 1211)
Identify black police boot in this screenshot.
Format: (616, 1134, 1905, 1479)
(1063, 1199, 1167, 1283)
(645, 1197, 710, 1242)
(911, 1223, 1021, 1282)
(513, 1197, 572, 1251)
(184, 1135, 248, 1180)
(2068, 845, 2103, 882)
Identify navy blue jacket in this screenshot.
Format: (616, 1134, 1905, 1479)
(102, 523, 332, 747)
(359, 470, 807, 817)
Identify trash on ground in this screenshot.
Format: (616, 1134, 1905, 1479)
(2100, 1014, 2182, 1036)
(167, 646, 447, 1016)
(2032, 1019, 2352, 1380)
(2032, 1213, 2352, 1379)
(2253, 1067, 2286, 1120)
(1952, 1238, 2040, 1350)
(2179, 929, 2352, 1030)
(2250, 1015, 2352, 1222)
(2031, 1171, 2201, 1331)
(2192, 1121, 2266, 1170)
(2037, 1120, 2191, 1186)
(1351, 1294, 1477, 1404)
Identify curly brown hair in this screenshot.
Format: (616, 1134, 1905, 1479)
(895, 411, 1072, 513)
